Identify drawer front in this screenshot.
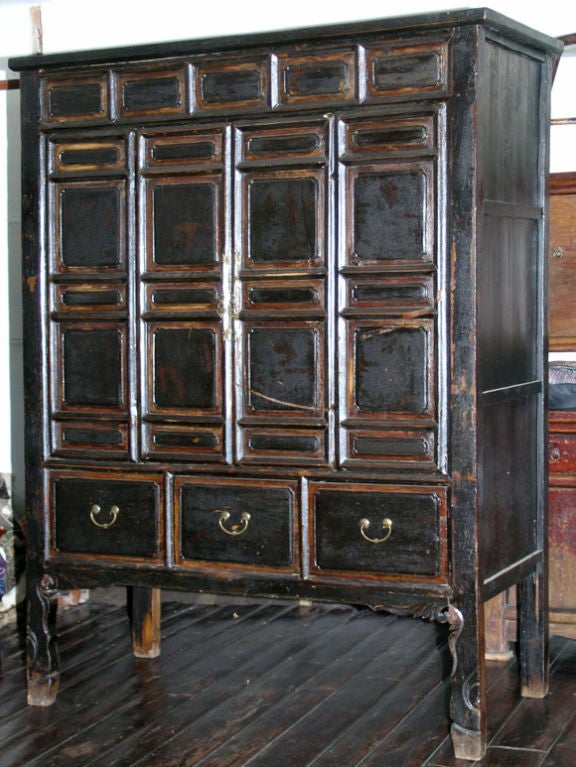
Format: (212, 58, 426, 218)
(51, 473, 163, 561)
(309, 482, 447, 579)
(549, 434, 576, 473)
(174, 477, 298, 571)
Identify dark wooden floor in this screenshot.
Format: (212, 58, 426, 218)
(2, 593, 576, 766)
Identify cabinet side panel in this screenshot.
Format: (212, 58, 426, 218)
(477, 36, 549, 581)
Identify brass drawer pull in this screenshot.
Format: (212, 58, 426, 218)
(89, 503, 120, 529)
(359, 517, 393, 543)
(549, 447, 561, 463)
(217, 510, 251, 536)
(552, 246, 564, 260)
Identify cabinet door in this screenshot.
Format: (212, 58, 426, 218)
(139, 128, 229, 462)
(337, 110, 445, 471)
(234, 120, 331, 465)
(48, 138, 131, 457)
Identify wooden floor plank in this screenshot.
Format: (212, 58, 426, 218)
(89, 605, 376, 767)
(171, 614, 441, 767)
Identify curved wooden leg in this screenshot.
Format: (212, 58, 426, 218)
(438, 601, 487, 761)
(26, 573, 60, 706)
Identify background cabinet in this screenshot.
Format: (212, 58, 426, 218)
(10, 9, 561, 760)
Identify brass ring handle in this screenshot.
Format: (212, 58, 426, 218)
(89, 503, 120, 529)
(549, 447, 561, 463)
(359, 517, 393, 544)
(552, 246, 564, 260)
(217, 510, 251, 536)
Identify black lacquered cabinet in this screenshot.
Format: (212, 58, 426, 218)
(10, 9, 561, 760)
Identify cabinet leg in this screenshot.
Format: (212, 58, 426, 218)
(26, 573, 60, 706)
(129, 586, 161, 658)
(439, 602, 487, 760)
(518, 567, 549, 699)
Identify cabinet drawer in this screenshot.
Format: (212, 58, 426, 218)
(174, 477, 298, 571)
(309, 482, 447, 580)
(549, 434, 576, 473)
(50, 473, 163, 562)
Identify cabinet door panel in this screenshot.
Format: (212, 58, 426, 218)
(54, 323, 127, 413)
(145, 322, 222, 416)
(52, 181, 125, 272)
(243, 323, 324, 417)
(346, 320, 433, 419)
(146, 177, 221, 270)
(344, 163, 434, 266)
(242, 169, 325, 269)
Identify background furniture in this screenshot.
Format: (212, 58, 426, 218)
(10, 9, 561, 759)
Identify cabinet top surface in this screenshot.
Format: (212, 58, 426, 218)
(9, 6, 562, 72)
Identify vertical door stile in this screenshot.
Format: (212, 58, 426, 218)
(232, 121, 243, 466)
(223, 122, 235, 465)
(326, 114, 338, 468)
(127, 128, 138, 464)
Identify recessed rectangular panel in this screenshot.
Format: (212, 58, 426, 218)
(310, 482, 446, 578)
(239, 427, 326, 464)
(245, 323, 323, 416)
(175, 477, 297, 569)
(52, 420, 129, 457)
(52, 283, 126, 315)
(343, 429, 436, 468)
(341, 114, 436, 158)
(242, 279, 325, 315)
(43, 75, 108, 122)
(117, 69, 186, 116)
(344, 275, 435, 315)
(278, 50, 356, 105)
(195, 60, 268, 111)
(143, 423, 223, 461)
(147, 322, 221, 416)
(50, 140, 126, 174)
(365, 40, 449, 98)
(144, 282, 220, 315)
(142, 130, 223, 169)
(147, 177, 221, 270)
(243, 170, 324, 268)
(53, 181, 125, 272)
(348, 320, 433, 418)
(236, 120, 328, 165)
(346, 164, 433, 265)
(55, 323, 126, 412)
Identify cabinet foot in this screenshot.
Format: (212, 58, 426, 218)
(451, 723, 486, 761)
(26, 573, 60, 707)
(27, 675, 60, 707)
(130, 586, 161, 658)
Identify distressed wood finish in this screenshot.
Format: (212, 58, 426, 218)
(9, 9, 561, 761)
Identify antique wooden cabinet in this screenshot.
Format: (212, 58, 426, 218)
(10, 9, 561, 760)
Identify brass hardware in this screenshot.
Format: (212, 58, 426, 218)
(550, 447, 561, 462)
(359, 517, 393, 543)
(89, 503, 120, 529)
(217, 509, 251, 536)
(552, 246, 564, 260)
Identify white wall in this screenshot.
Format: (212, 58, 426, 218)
(1, 0, 576, 509)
